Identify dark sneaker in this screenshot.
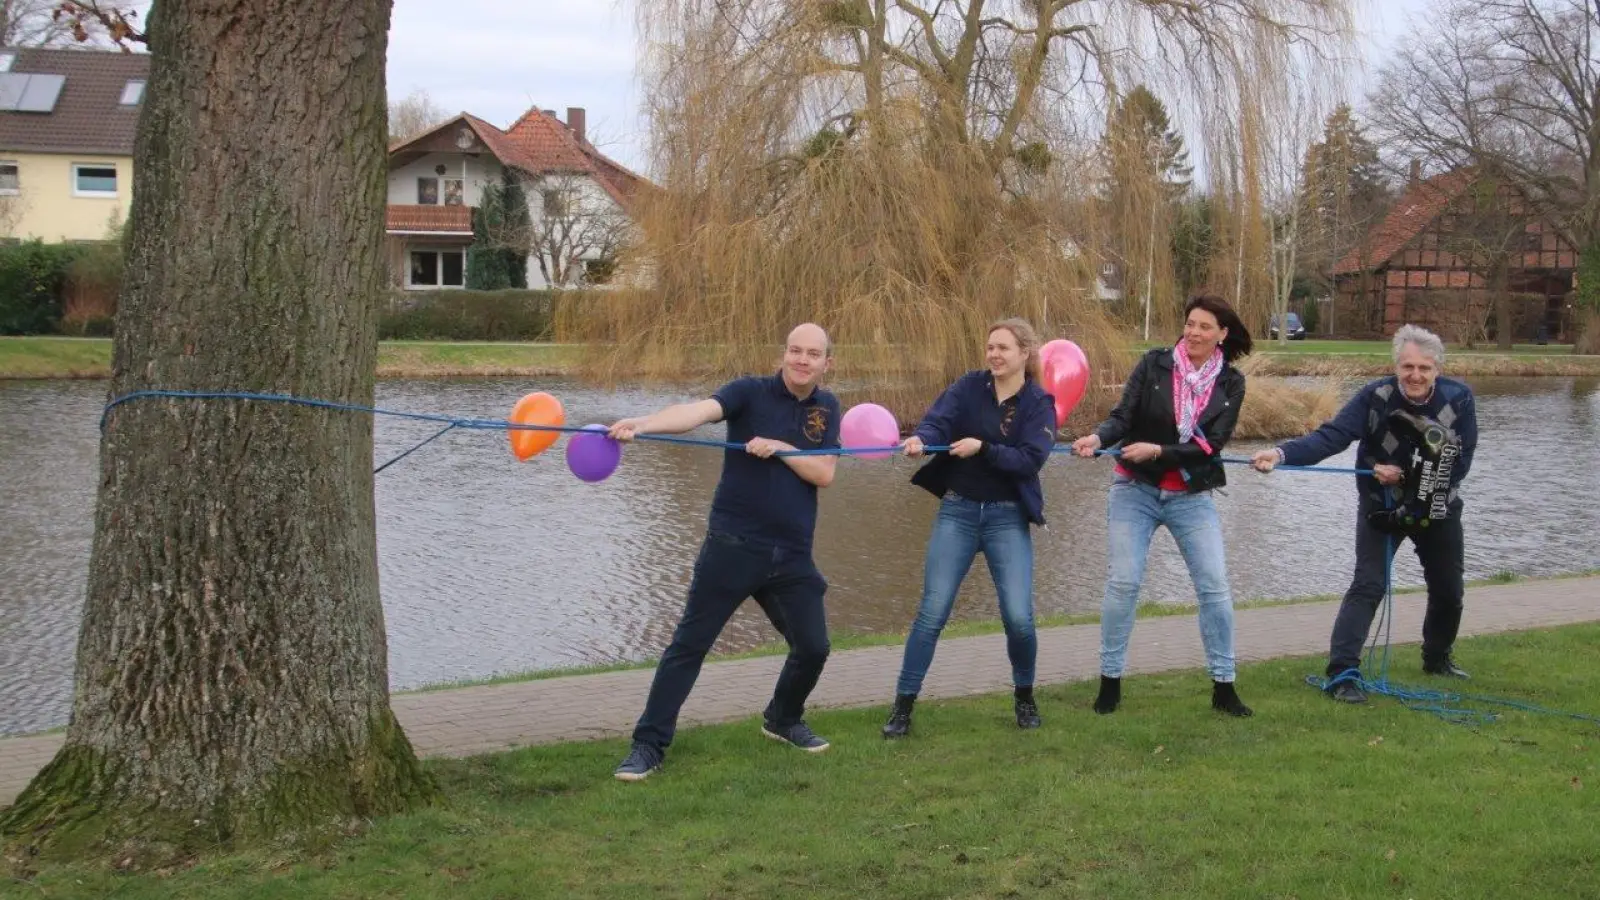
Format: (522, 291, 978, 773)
(1014, 697, 1041, 729)
(1422, 656, 1470, 679)
(762, 721, 830, 752)
(613, 742, 663, 781)
(1326, 681, 1368, 704)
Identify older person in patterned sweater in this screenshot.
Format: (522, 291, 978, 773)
(1251, 324, 1478, 703)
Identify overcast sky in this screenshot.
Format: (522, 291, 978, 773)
(386, 0, 1433, 176)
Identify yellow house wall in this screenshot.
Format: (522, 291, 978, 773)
(0, 152, 131, 242)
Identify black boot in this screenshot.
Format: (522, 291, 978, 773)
(881, 693, 915, 739)
(1014, 686, 1041, 729)
(1422, 653, 1470, 679)
(1212, 680, 1253, 717)
(1093, 675, 1121, 714)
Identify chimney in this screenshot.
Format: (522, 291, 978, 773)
(566, 107, 587, 143)
(1408, 158, 1421, 188)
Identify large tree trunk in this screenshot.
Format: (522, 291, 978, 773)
(1, 0, 432, 862)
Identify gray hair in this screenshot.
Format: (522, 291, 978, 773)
(1392, 324, 1445, 366)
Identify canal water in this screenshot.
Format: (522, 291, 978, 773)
(2, 375, 1596, 735)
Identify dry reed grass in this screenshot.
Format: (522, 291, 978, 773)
(1232, 354, 1344, 440)
(554, 1, 1355, 430)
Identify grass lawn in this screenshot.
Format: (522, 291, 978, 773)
(8, 623, 1598, 898)
(1244, 339, 1576, 357)
(5, 336, 1598, 380)
(0, 337, 111, 379)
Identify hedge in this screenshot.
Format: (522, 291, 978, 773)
(378, 289, 571, 341)
(2, 240, 582, 342)
(0, 241, 89, 335)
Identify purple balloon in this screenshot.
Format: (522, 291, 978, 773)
(565, 424, 622, 483)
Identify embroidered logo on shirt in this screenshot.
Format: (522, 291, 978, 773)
(803, 406, 829, 443)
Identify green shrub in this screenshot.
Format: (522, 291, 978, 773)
(0, 240, 91, 335)
(379, 289, 576, 341)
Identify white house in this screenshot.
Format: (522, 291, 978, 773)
(385, 106, 647, 290)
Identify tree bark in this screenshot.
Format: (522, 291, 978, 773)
(1, 0, 432, 863)
(1575, 241, 1600, 354)
(1492, 263, 1513, 349)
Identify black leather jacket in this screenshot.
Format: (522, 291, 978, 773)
(1092, 347, 1246, 493)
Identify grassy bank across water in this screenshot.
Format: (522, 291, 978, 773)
(7, 621, 1597, 897)
(5, 336, 1599, 380)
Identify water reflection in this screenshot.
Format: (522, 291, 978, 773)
(1, 375, 1597, 735)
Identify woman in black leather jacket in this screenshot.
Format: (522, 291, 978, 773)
(1071, 295, 1254, 717)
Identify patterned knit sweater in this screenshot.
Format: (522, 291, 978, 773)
(1276, 375, 1478, 508)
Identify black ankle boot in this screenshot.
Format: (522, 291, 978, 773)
(1014, 686, 1041, 729)
(1212, 680, 1253, 717)
(1093, 676, 1121, 714)
(882, 693, 915, 739)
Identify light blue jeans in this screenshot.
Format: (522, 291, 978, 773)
(1101, 476, 1237, 682)
(896, 495, 1036, 696)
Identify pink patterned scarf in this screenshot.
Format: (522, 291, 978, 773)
(1172, 342, 1223, 452)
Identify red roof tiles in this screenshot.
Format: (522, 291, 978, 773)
(1332, 168, 1478, 276)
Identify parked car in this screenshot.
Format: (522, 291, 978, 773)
(1268, 312, 1306, 340)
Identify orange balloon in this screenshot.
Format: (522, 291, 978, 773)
(508, 392, 565, 460)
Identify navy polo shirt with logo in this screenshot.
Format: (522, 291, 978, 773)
(707, 373, 842, 553)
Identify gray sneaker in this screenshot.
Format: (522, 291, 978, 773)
(761, 721, 830, 753)
(613, 742, 664, 781)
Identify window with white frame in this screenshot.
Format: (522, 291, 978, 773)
(417, 177, 438, 205)
(443, 178, 463, 206)
(408, 249, 464, 288)
(0, 161, 17, 195)
(119, 80, 145, 106)
(72, 163, 118, 197)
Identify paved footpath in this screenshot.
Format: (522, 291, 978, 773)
(3, 576, 1596, 805)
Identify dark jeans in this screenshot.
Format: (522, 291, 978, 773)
(1326, 499, 1465, 676)
(632, 530, 831, 752)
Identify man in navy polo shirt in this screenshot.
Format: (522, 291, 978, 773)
(608, 323, 843, 781)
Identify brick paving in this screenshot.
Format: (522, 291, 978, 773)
(2, 576, 1596, 805)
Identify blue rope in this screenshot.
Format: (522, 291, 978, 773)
(373, 422, 456, 474)
(99, 389, 1377, 476)
(1303, 497, 1600, 727)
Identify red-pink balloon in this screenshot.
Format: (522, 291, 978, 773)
(1040, 339, 1090, 427)
(840, 402, 900, 460)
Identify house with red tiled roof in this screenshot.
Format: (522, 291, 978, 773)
(385, 105, 649, 290)
(1330, 166, 1578, 342)
(0, 46, 148, 242)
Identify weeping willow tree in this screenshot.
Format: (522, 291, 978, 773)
(563, 0, 1355, 426)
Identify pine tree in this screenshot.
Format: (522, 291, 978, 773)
(1100, 85, 1192, 331)
(1104, 85, 1193, 198)
(1296, 104, 1387, 291)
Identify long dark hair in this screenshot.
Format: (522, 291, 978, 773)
(1183, 295, 1252, 363)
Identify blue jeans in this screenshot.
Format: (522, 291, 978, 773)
(632, 531, 830, 752)
(895, 494, 1036, 696)
(1100, 477, 1237, 681)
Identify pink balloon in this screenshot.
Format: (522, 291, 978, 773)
(839, 402, 900, 460)
(1040, 339, 1090, 427)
